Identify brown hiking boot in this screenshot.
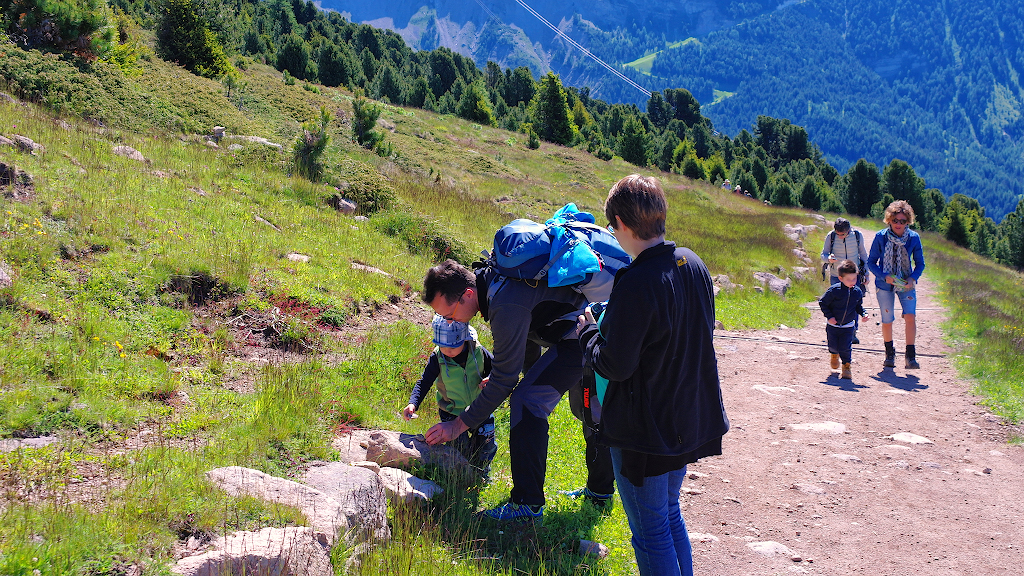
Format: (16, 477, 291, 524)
(830, 354, 840, 370)
(840, 363, 852, 379)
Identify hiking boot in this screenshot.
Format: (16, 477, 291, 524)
(841, 363, 852, 379)
(905, 356, 920, 369)
(558, 486, 614, 508)
(480, 502, 543, 522)
(830, 354, 840, 370)
(905, 345, 919, 369)
(883, 352, 896, 368)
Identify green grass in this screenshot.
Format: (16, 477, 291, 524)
(622, 39, 698, 75)
(6, 47, 1018, 575)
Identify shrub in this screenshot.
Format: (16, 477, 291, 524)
(332, 159, 395, 215)
(2, 0, 108, 55)
(351, 95, 385, 151)
(527, 127, 540, 150)
(372, 210, 473, 264)
(293, 106, 331, 181)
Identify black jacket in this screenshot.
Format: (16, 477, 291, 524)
(818, 283, 866, 326)
(580, 242, 729, 455)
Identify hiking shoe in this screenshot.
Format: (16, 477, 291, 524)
(905, 356, 920, 369)
(883, 353, 896, 368)
(830, 354, 840, 370)
(558, 486, 614, 508)
(840, 363, 852, 379)
(480, 502, 543, 522)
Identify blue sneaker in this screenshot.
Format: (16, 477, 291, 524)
(558, 486, 614, 508)
(480, 502, 543, 522)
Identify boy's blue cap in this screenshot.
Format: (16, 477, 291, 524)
(432, 314, 476, 347)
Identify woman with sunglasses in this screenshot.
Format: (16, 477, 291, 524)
(866, 200, 926, 369)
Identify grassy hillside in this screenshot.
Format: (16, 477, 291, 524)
(1, 43, 1021, 575)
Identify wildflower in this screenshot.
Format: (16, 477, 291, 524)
(115, 341, 123, 350)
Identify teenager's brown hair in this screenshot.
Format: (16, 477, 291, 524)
(837, 259, 858, 277)
(604, 174, 667, 240)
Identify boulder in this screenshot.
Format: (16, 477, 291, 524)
(752, 272, 791, 297)
(301, 462, 390, 543)
(11, 135, 44, 155)
(112, 145, 146, 162)
(205, 467, 349, 544)
(0, 135, 14, 148)
(364, 430, 471, 473)
(286, 253, 311, 263)
(0, 262, 11, 289)
(171, 527, 332, 576)
(790, 266, 813, 281)
(327, 195, 357, 214)
(378, 467, 443, 503)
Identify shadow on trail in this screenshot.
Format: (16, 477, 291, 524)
(870, 368, 928, 392)
(822, 373, 870, 392)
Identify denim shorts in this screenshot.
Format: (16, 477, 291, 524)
(876, 287, 916, 323)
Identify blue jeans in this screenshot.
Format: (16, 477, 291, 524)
(610, 448, 693, 576)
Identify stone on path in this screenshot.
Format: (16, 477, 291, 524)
(791, 421, 847, 434)
(752, 385, 795, 396)
(830, 453, 863, 463)
(171, 527, 332, 576)
(689, 532, 720, 543)
(747, 540, 795, 556)
(792, 483, 826, 494)
(888, 432, 933, 444)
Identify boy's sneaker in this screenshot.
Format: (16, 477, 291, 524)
(558, 486, 614, 508)
(480, 502, 543, 522)
(830, 354, 840, 370)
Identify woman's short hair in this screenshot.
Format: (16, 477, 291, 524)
(837, 259, 858, 276)
(833, 217, 851, 233)
(604, 174, 667, 240)
(883, 200, 916, 226)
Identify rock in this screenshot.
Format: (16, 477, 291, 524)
(888, 432, 934, 445)
(354, 215, 369, 222)
(791, 266, 813, 281)
(714, 319, 724, 330)
(807, 214, 827, 225)
(327, 195, 357, 214)
(227, 144, 243, 151)
(712, 285, 721, 297)
(792, 483, 826, 494)
(254, 215, 281, 231)
(0, 135, 14, 148)
(0, 92, 16, 104)
(376, 118, 396, 132)
(332, 429, 377, 463)
(753, 272, 791, 297)
(205, 467, 349, 543)
(55, 120, 72, 130)
(752, 385, 795, 396)
(0, 262, 11, 289)
(286, 253, 311, 263)
(363, 430, 470, 473)
(688, 532, 720, 543)
(792, 248, 808, 259)
(0, 435, 59, 453)
(12, 135, 44, 155)
(754, 285, 764, 294)
(212, 126, 226, 140)
(790, 421, 847, 434)
(578, 539, 609, 558)
(378, 467, 443, 503)
(112, 145, 146, 162)
(830, 453, 863, 463)
(225, 135, 283, 149)
(171, 527, 332, 576)
(351, 262, 391, 277)
(747, 541, 794, 556)
(302, 462, 390, 543)
(205, 140, 219, 149)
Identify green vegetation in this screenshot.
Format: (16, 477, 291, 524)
(1, 1, 1022, 573)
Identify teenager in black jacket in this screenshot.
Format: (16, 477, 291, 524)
(577, 174, 729, 576)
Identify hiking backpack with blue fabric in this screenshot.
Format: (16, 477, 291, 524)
(486, 203, 631, 303)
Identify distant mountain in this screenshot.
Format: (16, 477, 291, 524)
(320, 0, 1024, 221)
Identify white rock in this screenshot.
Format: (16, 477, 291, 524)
(790, 422, 847, 434)
(830, 453, 862, 463)
(747, 541, 794, 556)
(171, 527, 332, 576)
(112, 145, 146, 162)
(689, 532, 720, 543)
(888, 432, 933, 445)
(286, 253, 311, 263)
(792, 483, 826, 494)
(752, 385, 795, 396)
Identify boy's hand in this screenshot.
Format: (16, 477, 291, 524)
(478, 376, 489, 390)
(827, 317, 837, 325)
(402, 404, 418, 421)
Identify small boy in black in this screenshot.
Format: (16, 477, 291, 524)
(819, 260, 869, 379)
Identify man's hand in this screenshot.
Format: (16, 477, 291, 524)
(425, 417, 469, 445)
(861, 315, 869, 323)
(478, 376, 489, 390)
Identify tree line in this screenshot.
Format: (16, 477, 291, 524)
(3, 0, 1022, 270)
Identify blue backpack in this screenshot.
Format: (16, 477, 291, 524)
(488, 204, 631, 303)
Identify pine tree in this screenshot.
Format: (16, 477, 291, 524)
(532, 72, 577, 146)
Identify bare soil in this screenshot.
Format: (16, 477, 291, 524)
(688, 274, 1024, 575)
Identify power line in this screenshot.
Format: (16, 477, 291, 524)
(510, 0, 651, 97)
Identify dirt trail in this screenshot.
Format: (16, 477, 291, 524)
(688, 272, 1024, 575)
